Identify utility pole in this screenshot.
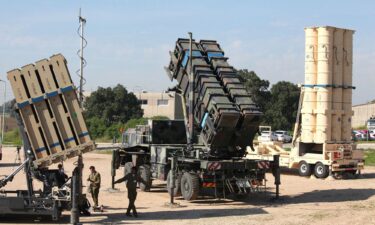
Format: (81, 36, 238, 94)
(71, 8, 86, 225)
(78, 8, 86, 108)
(0, 80, 6, 148)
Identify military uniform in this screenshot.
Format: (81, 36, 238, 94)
(87, 171, 101, 207)
(56, 169, 68, 187)
(115, 173, 144, 216)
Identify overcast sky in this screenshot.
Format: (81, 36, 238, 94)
(0, 0, 374, 105)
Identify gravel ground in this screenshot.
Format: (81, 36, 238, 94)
(1, 147, 375, 225)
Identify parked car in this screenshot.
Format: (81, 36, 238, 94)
(369, 130, 375, 140)
(275, 130, 292, 143)
(352, 130, 365, 141)
(258, 131, 278, 142)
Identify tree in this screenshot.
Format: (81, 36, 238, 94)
(263, 81, 300, 130)
(84, 84, 143, 125)
(0, 99, 17, 118)
(238, 69, 300, 131)
(237, 69, 271, 112)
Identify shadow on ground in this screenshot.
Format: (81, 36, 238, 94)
(88, 207, 267, 224)
(360, 172, 375, 179)
(0, 215, 71, 224)
(0, 207, 267, 224)
(284, 188, 375, 204)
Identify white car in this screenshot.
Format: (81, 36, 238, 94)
(275, 130, 292, 143)
(258, 131, 278, 142)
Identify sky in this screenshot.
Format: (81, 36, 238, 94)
(0, 0, 374, 105)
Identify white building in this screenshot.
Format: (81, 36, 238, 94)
(352, 102, 375, 128)
(134, 91, 183, 120)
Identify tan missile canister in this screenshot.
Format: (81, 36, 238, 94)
(301, 26, 354, 144)
(331, 28, 344, 142)
(315, 27, 334, 142)
(7, 54, 95, 167)
(20, 64, 64, 155)
(317, 27, 334, 85)
(301, 87, 317, 142)
(301, 27, 318, 143)
(315, 87, 332, 142)
(342, 29, 354, 142)
(304, 28, 318, 85)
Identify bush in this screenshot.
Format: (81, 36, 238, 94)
(105, 122, 125, 139)
(86, 117, 107, 139)
(123, 118, 148, 131)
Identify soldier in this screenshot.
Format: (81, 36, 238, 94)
(87, 166, 101, 207)
(114, 166, 145, 217)
(56, 163, 68, 187)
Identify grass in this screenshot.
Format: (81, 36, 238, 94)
(94, 136, 113, 143)
(364, 149, 375, 166)
(356, 140, 375, 143)
(3, 129, 22, 146)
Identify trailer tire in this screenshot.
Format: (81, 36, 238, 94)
(181, 172, 199, 201)
(167, 170, 181, 197)
(139, 164, 152, 191)
(298, 161, 312, 176)
(124, 162, 133, 176)
(314, 162, 329, 178)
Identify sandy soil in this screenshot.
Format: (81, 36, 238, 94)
(1, 146, 375, 225)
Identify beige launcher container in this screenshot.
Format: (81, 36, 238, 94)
(304, 28, 318, 85)
(342, 29, 354, 142)
(315, 27, 334, 142)
(301, 27, 318, 143)
(301, 87, 316, 142)
(331, 29, 344, 141)
(7, 54, 95, 167)
(315, 88, 332, 142)
(301, 26, 354, 144)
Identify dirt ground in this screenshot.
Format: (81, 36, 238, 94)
(1, 147, 375, 225)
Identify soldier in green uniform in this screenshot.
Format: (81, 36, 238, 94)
(114, 166, 145, 217)
(87, 166, 101, 207)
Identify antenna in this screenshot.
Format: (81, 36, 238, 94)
(77, 8, 87, 107)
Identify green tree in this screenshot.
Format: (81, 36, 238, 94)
(237, 69, 271, 112)
(84, 84, 143, 125)
(263, 81, 300, 130)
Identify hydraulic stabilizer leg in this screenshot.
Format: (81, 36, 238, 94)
(272, 155, 281, 199)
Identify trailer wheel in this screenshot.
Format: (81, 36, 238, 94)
(124, 162, 133, 176)
(298, 161, 312, 176)
(139, 164, 152, 191)
(314, 162, 329, 178)
(181, 172, 200, 201)
(167, 170, 181, 197)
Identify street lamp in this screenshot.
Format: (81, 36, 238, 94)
(0, 79, 6, 147)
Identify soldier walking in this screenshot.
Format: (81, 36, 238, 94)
(114, 166, 145, 217)
(87, 166, 101, 208)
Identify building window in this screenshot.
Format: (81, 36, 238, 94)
(157, 99, 168, 106)
(139, 99, 148, 105)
